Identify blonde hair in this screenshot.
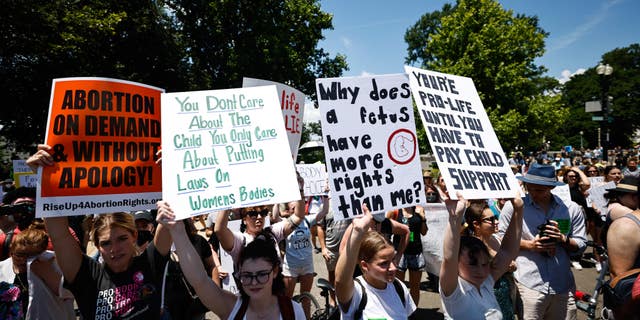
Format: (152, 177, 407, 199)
(358, 230, 393, 262)
(90, 212, 137, 249)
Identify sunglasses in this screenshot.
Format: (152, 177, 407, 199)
(236, 268, 273, 285)
(481, 216, 498, 224)
(246, 210, 269, 218)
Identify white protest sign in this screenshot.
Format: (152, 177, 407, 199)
(588, 176, 604, 186)
(161, 86, 300, 220)
(16, 174, 38, 188)
(316, 74, 425, 221)
(421, 203, 448, 275)
(243, 78, 306, 161)
(13, 159, 38, 188)
(12, 160, 32, 174)
(551, 184, 572, 206)
(405, 66, 520, 199)
(588, 181, 615, 217)
(296, 163, 328, 196)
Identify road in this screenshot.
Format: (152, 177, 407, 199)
(207, 249, 601, 319)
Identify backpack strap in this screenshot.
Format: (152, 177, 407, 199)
(234, 297, 250, 320)
(622, 213, 640, 228)
(392, 278, 406, 307)
(277, 294, 294, 320)
(354, 278, 368, 320)
(611, 268, 640, 288)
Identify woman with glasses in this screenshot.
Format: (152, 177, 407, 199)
(440, 193, 523, 320)
(584, 165, 600, 178)
(463, 201, 517, 319)
(156, 206, 306, 319)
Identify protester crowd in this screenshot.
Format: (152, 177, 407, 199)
(0, 143, 639, 320)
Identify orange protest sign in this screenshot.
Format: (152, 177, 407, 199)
(41, 78, 163, 199)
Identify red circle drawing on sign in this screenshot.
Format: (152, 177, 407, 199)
(387, 129, 417, 165)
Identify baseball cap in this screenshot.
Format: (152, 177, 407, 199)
(134, 210, 154, 222)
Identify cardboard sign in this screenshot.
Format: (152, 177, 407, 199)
(316, 74, 425, 220)
(12, 160, 32, 175)
(13, 160, 37, 188)
(405, 66, 520, 199)
(296, 163, 328, 196)
(421, 203, 448, 275)
(588, 181, 616, 217)
(37, 78, 164, 217)
(242, 78, 306, 160)
(161, 86, 300, 219)
(551, 184, 572, 206)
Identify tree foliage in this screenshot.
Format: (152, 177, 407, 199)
(0, 0, 347, 152)
(561, 43, 640, 149)
(405, 0, 564, 152)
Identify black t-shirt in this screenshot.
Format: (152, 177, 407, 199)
(404, 214, 424, 255)
(64, 244, 168, 320)
(164, 233, 212, 319)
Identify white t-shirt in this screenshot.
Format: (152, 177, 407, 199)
(340, 275, 416, 320)
(227, 296, 306, 319)
(440, 275, 502, 320)
(229, 221, 286, 262)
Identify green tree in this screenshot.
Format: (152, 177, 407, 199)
(164, 0, 347, 96)
(405, 0, 558, 151)
(0, 0, 186, 151)
(561, 43, 640, 149)
(0, 0, 347, 152)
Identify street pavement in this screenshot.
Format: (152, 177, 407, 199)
(207, 248, 601, 319)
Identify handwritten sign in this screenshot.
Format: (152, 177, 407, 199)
(296, 163, 328, 196)
(588, 181, 615, 217)
(551, 184, 572, 206)
(316, 74, 425, 220)
(37, 78, 164, 217)
(405, 66, 519, 199)
(161, 86, 300, 220)
(243, 77, 306, 160)
(421, 203, 448, 275)
(13, 160, 37, 188)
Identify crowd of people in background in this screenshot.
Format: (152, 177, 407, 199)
(1, 144, 640, 319)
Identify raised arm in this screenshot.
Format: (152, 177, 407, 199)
(214, 209, 235, 252)
(43, 217, 83, 283)
(153, 211, 172, 256)
(283, 172, 306, 237)
(416, 206, 428, 236)
(440, 193, 467, 297)
(156, 202, 236, 318)
(491, 193, 523, 281)
(335, 205, 372, 312)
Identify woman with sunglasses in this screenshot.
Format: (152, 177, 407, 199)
(156, 206, 306, 319)
(463, 201, 517, 319)
(440, 192, 523, 320)
(215, 173, 307, 264)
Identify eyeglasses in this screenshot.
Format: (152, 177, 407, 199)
(587, 170, 598, 174)
(481, 216, 498, 224)
(246, 210, 269, 219)
(236, 268, 273, 285)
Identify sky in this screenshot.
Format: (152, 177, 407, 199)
(304, 0, 639, 122)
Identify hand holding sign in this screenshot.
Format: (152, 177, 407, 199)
(27, 144, 55, 172)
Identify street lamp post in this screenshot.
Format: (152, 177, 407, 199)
(580, 130, 584, 150)
(596, 63, 613, 163)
